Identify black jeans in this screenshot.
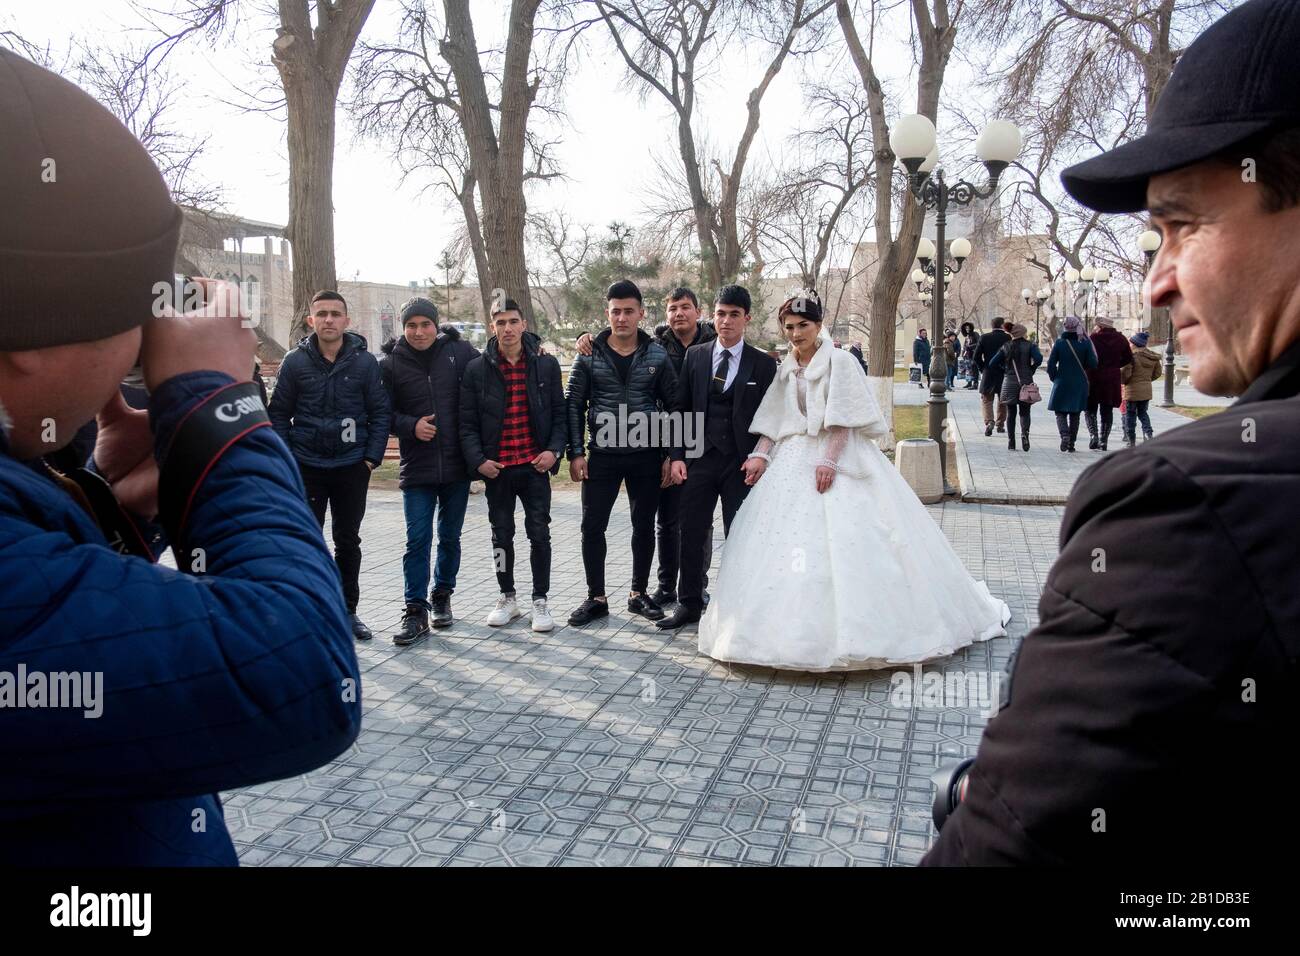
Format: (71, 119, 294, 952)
(1005, 400, 1032, 437)
(485, 464, 552, 600)
(1086, 398, 1114, 430)
(679, 448, 751, 609)
(299, 460, 371, 613)
(655, 482, 710, 596)
(580, 450, 662, 598)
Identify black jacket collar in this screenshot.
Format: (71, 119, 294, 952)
(1235, 336, 1300, 405)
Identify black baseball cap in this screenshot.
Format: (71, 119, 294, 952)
(1061, 0, 1300, 214)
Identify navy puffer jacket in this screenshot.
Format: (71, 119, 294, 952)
(379, 326, 480, 488)
(0, 371, 362, 865)
(268, 331, 391, 468)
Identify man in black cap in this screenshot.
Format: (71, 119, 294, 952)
(0, 51, 361, 864)
(380, 296, 479, 643)
(924, 0, 1300, 866)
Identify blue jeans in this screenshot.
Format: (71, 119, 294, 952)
(945, 363, 957, 389)
(402, 481, 470, 608)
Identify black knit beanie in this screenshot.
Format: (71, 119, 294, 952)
(0, 50, 182, 351)
(400, 296, 440, 325)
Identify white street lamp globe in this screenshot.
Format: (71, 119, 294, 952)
(950, 236, 972, 260)
(911, 268, 926, 284)
(890, 114, 937, 162)
(1021, 287, 1033, 300)
(976, 120, 1023, 164)
(916, 237, 936, 260)
(1065, 267, 1080, 283)
(1095, 267, 1111, 283)
(1037, 287, 1050, 301)
(1138, 229, 1162, 254)
(1080, 265, 1096, 282)
(918, 146, 938, 174)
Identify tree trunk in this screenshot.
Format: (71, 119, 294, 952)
(441, 0, 541, 329)
(272, 0, 375, 344)
(281, 68, 338, 344)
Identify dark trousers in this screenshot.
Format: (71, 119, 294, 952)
(485, 464, 552, 600)
(580, 450, 662, 598)
(1055, 411, 1081, 444)
(1124, 400, 1153, 440)
(679, 447, 751, 609)
(1086, 397, 1114, 431)
(1005, 399, 1032, 437)
(655, 482, 710, 596)
(300, 461, 371, 613)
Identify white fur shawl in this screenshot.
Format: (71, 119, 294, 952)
(749, 329, 888, 473)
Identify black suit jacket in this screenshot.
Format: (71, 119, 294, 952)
(671, 340, 777, 462)
(974, 328, 1012, 394)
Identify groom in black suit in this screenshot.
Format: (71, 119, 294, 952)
(657, 285, 777, 630)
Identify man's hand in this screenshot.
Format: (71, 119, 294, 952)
(569, 455, 588, 481)
(815, 465, 835, 494)
(576, 333, 593, 356)
(741, 456, 766, 486)
(670, 460, 688, 485)
(478, 459, 503, 480)
(94, 392, 158, 518)
(414, 415, 437, 441)
(660, 457, 673, 489)
(140, 277, 257, 391)
(364, 461, 376, 472)
(532, 450, 557, 473)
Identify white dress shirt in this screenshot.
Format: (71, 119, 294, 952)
(712, 339, 743, 392)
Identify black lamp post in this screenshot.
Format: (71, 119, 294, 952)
(1022, 286, 1049, 342)
(1137, 229, 1174, 406)
(891, 114, 1022, 492)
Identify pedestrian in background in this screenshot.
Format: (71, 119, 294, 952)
(1084, 316, 1133, 451)
(943, 329, 960, 389)
(912, 327, 932, 388)
(974, 317, 1012, 435)
(959, 322, 979, 388)
(989, 323, 1043, 451)
(1046, 316, 1097, 452)
(1121, 331, 1163, 446)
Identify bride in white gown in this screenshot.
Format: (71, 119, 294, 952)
(698, 293, 1010, 672)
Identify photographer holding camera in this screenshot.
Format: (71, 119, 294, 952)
(0, 51, 362, 865)
(924, 0, 1299, 866)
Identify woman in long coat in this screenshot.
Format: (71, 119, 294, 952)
(959, 321, 979, 388)
(988, 323, 1044, 451)
(1046, 316, 1099, 452)
(1084, 317, 1134, 450)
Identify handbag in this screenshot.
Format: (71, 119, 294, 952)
(1010, 343, 1041, 404)
(908, 364, 923, 384)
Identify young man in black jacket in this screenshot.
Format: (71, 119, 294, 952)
(565, 279, 680, 626)
(268, 290, 391, 642)
(973, 316, 1011, 435)
(576, 287, 715, 606)
(379, 297, 480, 644)
(460, 298, 565, 633)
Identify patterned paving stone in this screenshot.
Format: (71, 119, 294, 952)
(227, 485, 1063, 866)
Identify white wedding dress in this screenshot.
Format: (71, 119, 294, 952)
(698, 333, 1010, 672)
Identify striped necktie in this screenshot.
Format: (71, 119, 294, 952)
(712, 348, 730, 395)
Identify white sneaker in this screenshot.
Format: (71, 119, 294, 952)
(486, 594, 520, 626)
(531, 599, 555, 633)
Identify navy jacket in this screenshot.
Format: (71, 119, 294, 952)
(379, 327, 480, 488)
(460, 332, 565, 475)
(1046, 334, 1098, 413)
(268, 331, 391, 469)
(913, 335, 932, 367)
(0, 371, 362, 865)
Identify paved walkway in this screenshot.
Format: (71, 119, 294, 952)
(937, 374, 1211, 505)
(225, 488, 1063, 867)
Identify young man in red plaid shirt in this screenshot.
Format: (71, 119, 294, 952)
(459, 298, 567, 631)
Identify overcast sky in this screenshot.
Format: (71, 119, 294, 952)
(10, 1, 982, 285)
